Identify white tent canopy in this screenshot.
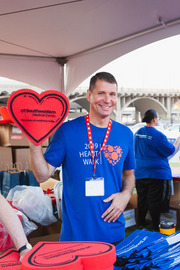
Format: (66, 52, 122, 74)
(1, 0, 180, 95)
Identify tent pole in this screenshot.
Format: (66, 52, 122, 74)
(56, 57, 67, 94)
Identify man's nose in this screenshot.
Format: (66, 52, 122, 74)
(104, 94, 110, 102)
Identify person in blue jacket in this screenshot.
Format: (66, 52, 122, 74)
(29, 72, 135, 245)
(134, 109, 180, 230)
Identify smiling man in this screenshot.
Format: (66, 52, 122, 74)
(29, 72, 135, 245)
(86, 75, 117, 126)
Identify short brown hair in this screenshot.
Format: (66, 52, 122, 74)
(89, 72, 118, 91)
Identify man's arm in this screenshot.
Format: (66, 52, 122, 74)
(0, 194, 29, 260)
(29, 141, 55, 183)
(101, 170, 135, 223)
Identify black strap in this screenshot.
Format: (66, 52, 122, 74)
(18, 245, 27, 253)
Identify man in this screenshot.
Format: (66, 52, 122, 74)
(29, 72, 135, 244)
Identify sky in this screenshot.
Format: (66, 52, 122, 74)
(79, 34, 180, 90)
(1, 35, 180, 91)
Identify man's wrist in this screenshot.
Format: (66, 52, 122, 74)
(18, 243, 32, 253)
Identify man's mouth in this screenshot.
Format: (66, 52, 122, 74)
(99, 105, 111, 109)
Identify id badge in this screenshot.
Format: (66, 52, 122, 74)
(85, 177, 104, 196)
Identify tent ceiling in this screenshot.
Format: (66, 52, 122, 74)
(0, 0, 180, 94)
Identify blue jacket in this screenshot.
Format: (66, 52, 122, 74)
(134, 126, 175, 180)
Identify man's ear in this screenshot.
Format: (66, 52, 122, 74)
(152, 118, 156, 123)
(86, 89, 91, 102)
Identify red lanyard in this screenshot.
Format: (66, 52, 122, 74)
(85, 114, 112, 178)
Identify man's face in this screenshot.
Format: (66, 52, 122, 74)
(87, 79, 117, 118)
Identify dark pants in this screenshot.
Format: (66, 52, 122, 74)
(136, 178, 171, 230)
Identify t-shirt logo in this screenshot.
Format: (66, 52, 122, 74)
(103, 145, 122, 165)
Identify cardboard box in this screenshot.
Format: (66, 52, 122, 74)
(169, 181, 180, 227)
(169, 200, 180, 226)
(0, 147, 13, 170)
(40, 178, 59, 193)
(160, 209, 177, 226)
(127, 193, 137, 209)
(13, 147, 47, 170)
(29, 233, 60, 247)
(125, 193, 138, 226)
(124, 209, 136, 228)
(0, 124, 48, 147)
(170, 181, 180, 202)
(27, 220, 61, 246)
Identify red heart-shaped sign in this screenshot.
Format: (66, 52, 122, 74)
(7, 89, 70, 145)
(22, 241, 116, 270)
(0, 249, 21, 270)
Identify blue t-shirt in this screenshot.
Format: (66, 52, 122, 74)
(134, 126, 175, 180)
(44, 116, 135, 243)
